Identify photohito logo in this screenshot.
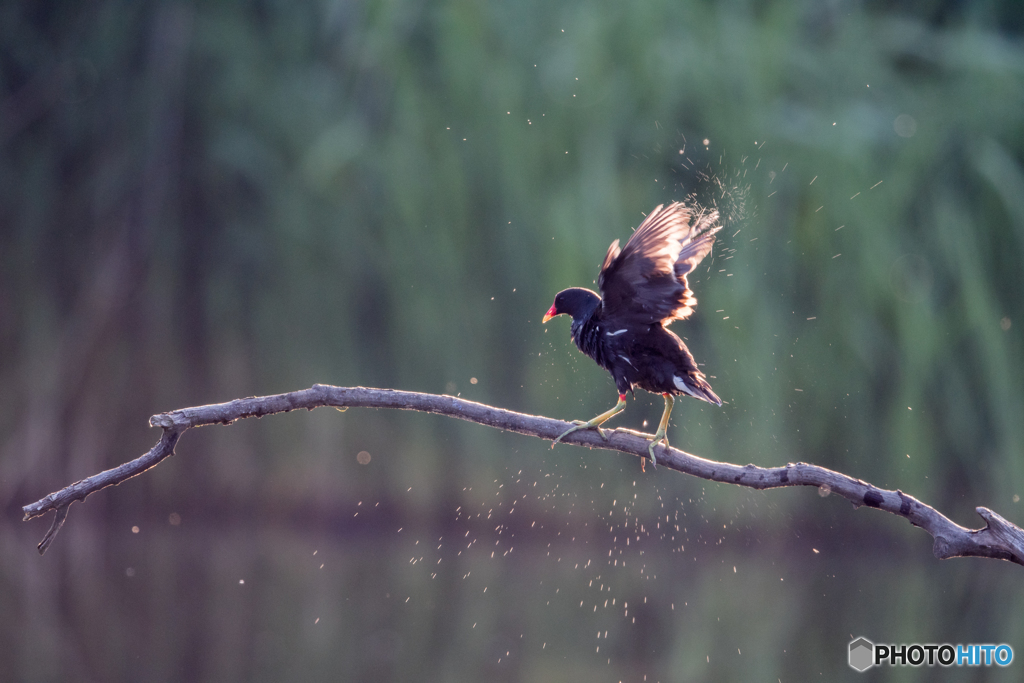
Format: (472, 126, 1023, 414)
(849, 637, 1013, 671)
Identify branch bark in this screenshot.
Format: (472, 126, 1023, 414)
(21, 384, 1024, 565)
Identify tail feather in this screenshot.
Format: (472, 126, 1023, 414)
(673, 373, 722, 406)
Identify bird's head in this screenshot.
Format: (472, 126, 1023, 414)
(543, 288, 600, 323)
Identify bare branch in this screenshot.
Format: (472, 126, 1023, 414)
(21, 384, 1024, 565)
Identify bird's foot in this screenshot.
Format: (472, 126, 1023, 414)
(551, 397, 625, 448)
(644, 434, 670, 471)
(552, 421, 609, 447)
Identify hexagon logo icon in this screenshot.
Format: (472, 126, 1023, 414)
(849, 637, 874, 672)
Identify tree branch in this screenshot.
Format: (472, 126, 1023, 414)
(21, 384, 1024, 565)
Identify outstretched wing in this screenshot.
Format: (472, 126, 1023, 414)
(598, 202, 721, 325)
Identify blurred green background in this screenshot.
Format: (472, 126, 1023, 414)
(3, 0, 1024, 681)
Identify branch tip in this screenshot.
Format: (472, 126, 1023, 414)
(149, 414, 173, 429)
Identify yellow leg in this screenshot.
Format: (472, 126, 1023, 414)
(552, 394, 627, 447)
(645, 394, 674, 470)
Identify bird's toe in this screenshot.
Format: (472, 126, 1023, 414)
(552, 423, 581, 447)
(646, 441, 659, 470)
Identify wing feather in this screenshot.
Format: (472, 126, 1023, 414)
(598, 202, 721, 324)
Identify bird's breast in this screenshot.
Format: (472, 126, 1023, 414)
(571, 319, 612, 369)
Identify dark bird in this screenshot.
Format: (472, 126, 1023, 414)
(542, 202, 722, 469)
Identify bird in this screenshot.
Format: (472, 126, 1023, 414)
(542, 201, 722, 469)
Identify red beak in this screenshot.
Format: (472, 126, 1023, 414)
(542, 304, 558, 323)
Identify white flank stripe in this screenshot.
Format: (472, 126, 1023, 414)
(606, 329, 628, 337)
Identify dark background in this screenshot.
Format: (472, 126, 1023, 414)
(3, 0, 1023, 681)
